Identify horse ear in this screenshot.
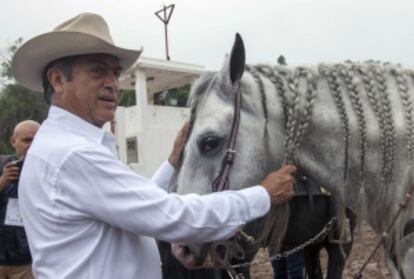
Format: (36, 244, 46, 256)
(221, 33, 246, 86)
(229, 33, 246, 84)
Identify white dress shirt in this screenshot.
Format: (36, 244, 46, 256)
(18, 106, 271, 279)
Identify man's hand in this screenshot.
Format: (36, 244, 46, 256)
(171, 243, 199, 269)
(169, 122, 190, 168)
(261, 165, 296, 206)
(0, 162, 19, 191)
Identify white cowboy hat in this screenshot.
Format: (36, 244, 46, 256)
(12, 12, 141, 92)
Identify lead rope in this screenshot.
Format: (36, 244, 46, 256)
(353, 184, 414, 278)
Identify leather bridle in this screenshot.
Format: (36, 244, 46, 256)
(211, 81, 242, 193)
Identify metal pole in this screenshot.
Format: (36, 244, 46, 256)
(155, 4, 175, 61)
(164, 7, 170, 60)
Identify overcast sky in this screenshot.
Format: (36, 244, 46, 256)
(1, 0, 413, 71)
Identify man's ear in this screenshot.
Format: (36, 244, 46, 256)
(47, 67, 65, 95)
(9, 136, 16, 148)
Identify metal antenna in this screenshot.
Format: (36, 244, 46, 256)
(155, 4, 175, 61)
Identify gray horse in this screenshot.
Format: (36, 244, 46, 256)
(176, 34, 414, 278)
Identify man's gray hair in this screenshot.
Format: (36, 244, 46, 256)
(42, 56, 75, 104)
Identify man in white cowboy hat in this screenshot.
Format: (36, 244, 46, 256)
(12, 12, 296, 278)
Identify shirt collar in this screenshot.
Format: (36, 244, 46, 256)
(46, 106, 117, 154)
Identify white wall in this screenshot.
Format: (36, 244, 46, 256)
(117, 105, 190, 177)
(113, 57, 202, 177)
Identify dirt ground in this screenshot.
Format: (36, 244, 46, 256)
(250, 222, 391, 278)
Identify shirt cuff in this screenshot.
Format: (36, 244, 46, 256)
(151, 161, 176, 191)
(237, 185, 271, 221)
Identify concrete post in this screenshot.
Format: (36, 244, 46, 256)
(114, 107, 127, 164)
(134, 69, 148, 132)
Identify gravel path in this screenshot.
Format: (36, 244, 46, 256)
(250, 222, 391, 278)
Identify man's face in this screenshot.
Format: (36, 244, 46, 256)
(11, 123, 39, 158)
(52, 54, 122, 127)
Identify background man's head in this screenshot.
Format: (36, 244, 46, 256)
(11, 120, 40, 158)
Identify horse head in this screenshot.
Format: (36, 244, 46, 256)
(176, 34, 288, 268)
(177, 34, 282, 195)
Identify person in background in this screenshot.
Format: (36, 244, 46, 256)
(0, 120, 40, 279)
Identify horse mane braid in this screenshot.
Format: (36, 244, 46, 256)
(390, 66, 414, 165)
(337, 63, 367, 181)
(353, 64, 388, 182)
(251, 65, 302, 164)
(252, 64, 289, 128)
(319, 65, 350, 181)
(291, 67, 317, 155)
(370, 63, 395, 183)
(243, 64, 318, 250)
(273, 68, 300, 164)
(245, 65, 268, 121)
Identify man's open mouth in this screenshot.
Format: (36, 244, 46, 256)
(99, 96, 116, 104)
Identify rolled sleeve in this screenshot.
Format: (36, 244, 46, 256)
(151, 161, 175, 191)
(236, 185, 271, 221)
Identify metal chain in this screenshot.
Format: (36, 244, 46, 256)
(230, 217, 337, 270)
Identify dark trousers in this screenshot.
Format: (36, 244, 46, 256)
(272, 251, 304, 279)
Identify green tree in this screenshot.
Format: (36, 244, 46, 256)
(153, 84, 190, 107)
(1, 38, 23, 85)
(118, 89, 136, 107)
(0, 38, 48, 154)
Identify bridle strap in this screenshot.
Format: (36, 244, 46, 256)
(212, 82, 242, 192)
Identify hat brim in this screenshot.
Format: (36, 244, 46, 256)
(12, 31, 141, 92)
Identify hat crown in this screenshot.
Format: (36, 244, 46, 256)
(53, 12, 114, 44)
(11, 12, 141, 92)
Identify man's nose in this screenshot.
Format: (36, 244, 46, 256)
(104, 74, 119, 94)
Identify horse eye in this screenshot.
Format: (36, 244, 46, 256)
(199, 136, 221, 155)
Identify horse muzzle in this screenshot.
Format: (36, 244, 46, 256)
(181, 239, 248, 269)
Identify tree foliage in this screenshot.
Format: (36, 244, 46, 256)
(0, 38, 48, 154)
(118, 89, 136, 107)
(1, 38, 23, 85)
(154, 84, 190, 107)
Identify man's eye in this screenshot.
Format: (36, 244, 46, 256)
(90, 66, 106, 76)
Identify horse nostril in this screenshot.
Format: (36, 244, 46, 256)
(235, 250, 245, 260)
(212, 241, 246, 262)
(186, 244, 210, 266)
(182, 245, 191, 255)
(212, 243, 228, 260)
